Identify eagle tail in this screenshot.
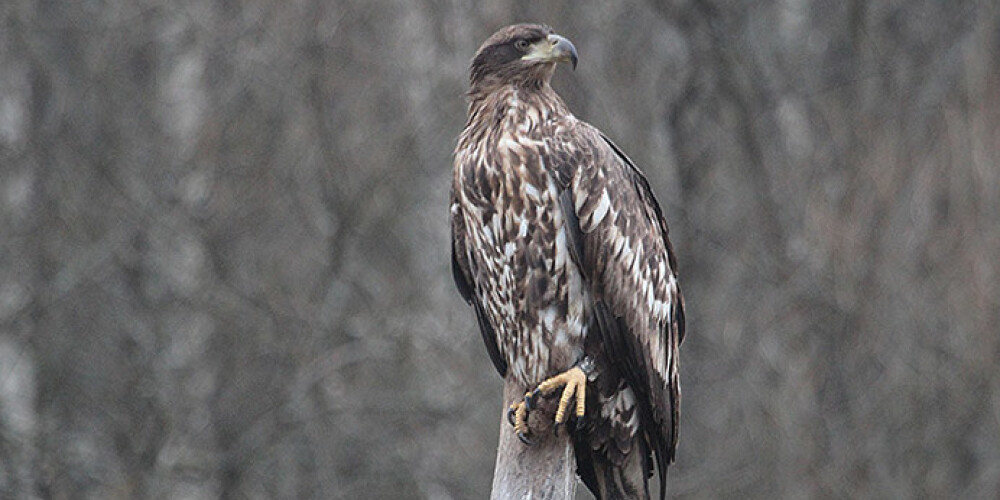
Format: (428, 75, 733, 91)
(574, 437, 653, 500)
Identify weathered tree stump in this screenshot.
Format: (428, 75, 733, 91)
(490, 378, 578, 500)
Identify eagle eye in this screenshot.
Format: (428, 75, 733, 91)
(514, 39, 530, 51)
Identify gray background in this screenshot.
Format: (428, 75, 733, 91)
(1, 0, 998, 498)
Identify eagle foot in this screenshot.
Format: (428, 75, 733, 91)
(507, 393, 534, 445)
(508, 366, 588, 443)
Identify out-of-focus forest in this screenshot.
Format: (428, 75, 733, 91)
(1, 0, 998, 498)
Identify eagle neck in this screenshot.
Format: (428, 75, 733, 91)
(466, 83, 570, 134)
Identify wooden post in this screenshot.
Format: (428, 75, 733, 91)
(490, 379, 578, 500)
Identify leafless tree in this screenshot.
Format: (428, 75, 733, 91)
(0, 0, 997, 498)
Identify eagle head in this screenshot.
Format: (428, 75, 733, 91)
(469, 24, 578, 91)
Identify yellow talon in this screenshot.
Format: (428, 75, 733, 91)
(509, 392, 533, 444)
(534, 366, 587, 425)
(509, 366, 588, 442)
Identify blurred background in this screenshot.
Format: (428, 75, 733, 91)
(1, 0, 998, 498)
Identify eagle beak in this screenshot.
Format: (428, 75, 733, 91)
(523, 34, 579, 70)
(548, 34, 578, 70)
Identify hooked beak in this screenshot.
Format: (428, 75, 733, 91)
(522, 33, 579, 70)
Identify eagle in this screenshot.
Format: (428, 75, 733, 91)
(450, 24, 685, 499)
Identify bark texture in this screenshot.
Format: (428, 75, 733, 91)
(491, 379, 577, 500)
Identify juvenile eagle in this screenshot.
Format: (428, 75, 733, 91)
(450, 24, 685, 499)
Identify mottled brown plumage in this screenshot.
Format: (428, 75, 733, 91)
(451, 24, 685, 499)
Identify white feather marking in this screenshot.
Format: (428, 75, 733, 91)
(484, 225, 494, 245)
(543, 307, 556, 330)
(504, 241, 516, 259)
(631, 244, 644, 282)
(605, 223, 617, 241)
(554, 228, 567, 268)
(522, 108, 539, 134)
(566, 261, 585, 332)
(621, 388, 635, 407)
(589, 190, 612, 228)
(656, 339, 667, 378)
(523, 182, 540, 201)
(518, 218, 528, 238)
(555, 328, 568, 347)
(613, 234, 627, 258)
(601, 399, 614, 418)
(567, 314, 584, 340)
(498, 134, 521, 153)
(573, 184, 587, 213)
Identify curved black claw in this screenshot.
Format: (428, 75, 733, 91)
(507, 406, 517, 426)
(517, 431, 533, 445)
(525, 391, 538, 411)
(575, 415, 586, 432)
(553, 421, 563, 437)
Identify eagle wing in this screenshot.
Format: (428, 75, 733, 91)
(549, 121, 685, 492)
(450, 187, 508, 377)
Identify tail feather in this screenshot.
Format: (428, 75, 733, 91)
(574, 435, 653, 500)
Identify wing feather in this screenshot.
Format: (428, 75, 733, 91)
(451, 194, 507, 376)
(550, 122, 684, 499)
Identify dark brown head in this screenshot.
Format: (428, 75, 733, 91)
(469, 24, 578, 92)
